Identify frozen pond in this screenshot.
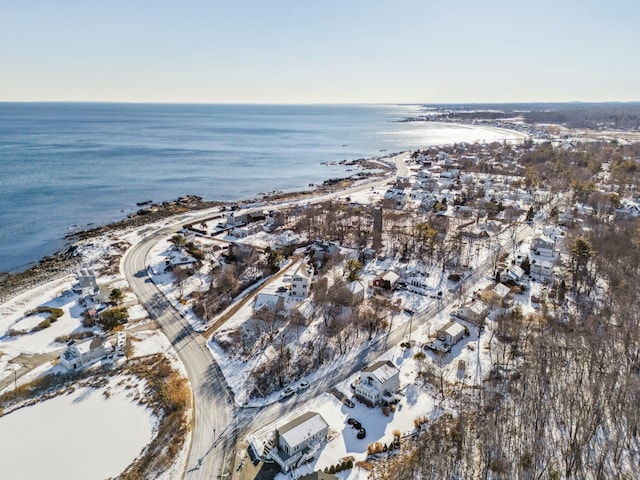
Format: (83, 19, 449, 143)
(0, 384, 153, 480)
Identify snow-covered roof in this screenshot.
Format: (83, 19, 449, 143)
(278, 411, 328, 448)
(362, 360, 399, 384)
(492, 283, 510, 299)
(381, 271, 400, 284)
(442, 320, 465, 338)
(253, 293, 283, 311)
(508, 265, 525, 279)
(73, 337, 104, 355)
(533, 258, 555, 268)
(292, 262, 313, 280)
(347, 280, 365, 296)
(532, 234, 554, 248)
(168, 250, 197, 266)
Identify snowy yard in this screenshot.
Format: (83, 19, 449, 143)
(0, 377, 154, 480)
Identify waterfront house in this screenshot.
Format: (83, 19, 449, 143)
(167, 250, 197, 268)
(73, 269, 101, 306)
(59, 336, 109, 371)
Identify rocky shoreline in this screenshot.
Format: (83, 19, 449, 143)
(0, 157, 393, 303)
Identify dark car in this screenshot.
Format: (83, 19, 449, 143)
(357, 428, 366, 439)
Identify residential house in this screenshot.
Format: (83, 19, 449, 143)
(530, 234, 555, 257)
(73, 269, 101, 306)
(264, 211, 285, 232)
(167, 250, 197, 268)
(437, 320, 466, 346)
(427, 320, 467, 353)
(492, 283, 511, 302)
(269, 411, 329, 472)
(505, 265, 525, 283)
(347, 280, 366, 302)
(253, 293, 285, 314)
(355, 360, 400, 406)
(299, 472, 338, 480)
(59, 337, 110, 370)
(531, 257, 555, 277)
(456, 300, 489, 325)
(372, 270, 400, 290)
(383, 188, 406, 209)
(275, 230, 301, 247)
(225, 212, 248, 227)
(288, 262, 314, 299)
(615, 204, 640, 220)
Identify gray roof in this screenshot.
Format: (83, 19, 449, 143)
(277, 411, 328, 448)
(299, 472, 339, 480)
(362, 360, 399, 383)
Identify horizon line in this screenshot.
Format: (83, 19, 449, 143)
(2, 99, 640, 106)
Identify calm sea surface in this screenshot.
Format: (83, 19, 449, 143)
(0, 103, 514, 273)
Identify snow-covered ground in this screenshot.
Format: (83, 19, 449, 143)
(0, 376, 154, 480)
(251, 304, 493, 480)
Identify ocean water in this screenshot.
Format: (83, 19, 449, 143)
(0, 103, 516, 273)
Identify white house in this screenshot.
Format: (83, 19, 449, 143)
(167, 250, 197, 268)
(288, 263, 313, 299)
(270, 411, 329, 472)
(355, 360, 400, 406)
(531, 257, 555, 277)
(437, 320, 466, 346)
(225, 212, 248, 227)
(505, 265, 525, 282)
(456, 300, 489, 325)
(59, 337, 109, 371)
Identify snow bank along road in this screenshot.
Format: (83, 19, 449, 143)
(121, 153, 408, 478)
(124, 231, 235, 479)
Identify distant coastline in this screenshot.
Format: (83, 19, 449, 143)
(0, 103, 525, 274)
(0, 156, 396, 303)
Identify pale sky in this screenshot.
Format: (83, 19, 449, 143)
(1, 0, 639, 103)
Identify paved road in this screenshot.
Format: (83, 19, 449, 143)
(123, 227, 235, 479)
(121, 153, 409, 478)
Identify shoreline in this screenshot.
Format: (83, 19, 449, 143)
(402, 118, 530, 143)
(0, 120, 528, 301)
(0, 157, 395, 303)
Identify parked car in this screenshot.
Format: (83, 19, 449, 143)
(348, 419, 362, 430)
(297, 381, 310, 391)
(276, 286, 287, 293)
(357, 428, 366, 439)
(281, 387, 295, 398)
(343, 398, 355, 408)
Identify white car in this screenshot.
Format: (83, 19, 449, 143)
(297, 381, 310, 391)
(281, 387, 295, 398)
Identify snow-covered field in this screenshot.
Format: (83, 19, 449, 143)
(0, 376, 154, 480)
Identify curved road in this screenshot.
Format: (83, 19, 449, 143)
(123, 228, 235, 479)
(121, 153, 408, 478)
